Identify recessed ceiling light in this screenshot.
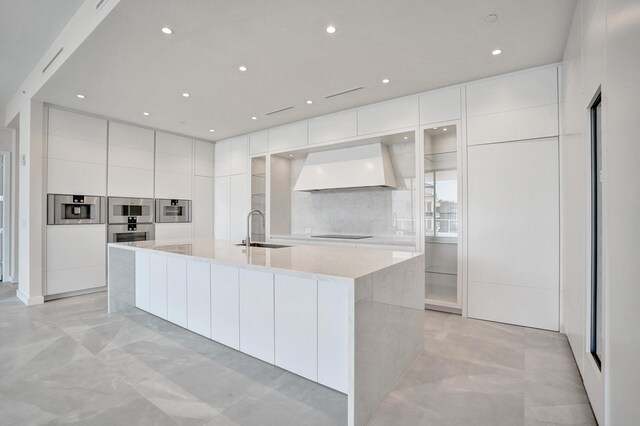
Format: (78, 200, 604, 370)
(403, 136, 408, 140)
(433, 127, 438, 130)
(382, 78, 390, 84)
(251, 116, 257, 120)
(306, 100, 313, 104)
(326, 25, 336, 34)
(76, 94, 85, 99)
(443, 128, 447, 131)
(484, 14, 498, 23)
(492, 49, 502, 55)
(209, 129, 215, 133)
(161, 27, 173, 35)
(143, 112, 150, 116)
(238, 65, 248, 72)
(289, 154, 294, 157)
(182, 92, 190, 98)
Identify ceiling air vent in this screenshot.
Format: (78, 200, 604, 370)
(325, 86, 364, 99)
(42, 47, 64, 74)
(265, 106, 294, 116)
(96, 0, 108, 11)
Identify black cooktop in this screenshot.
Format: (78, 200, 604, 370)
(310, 234, 372, 240)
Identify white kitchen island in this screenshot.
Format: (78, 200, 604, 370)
(107, 238, 424, 426)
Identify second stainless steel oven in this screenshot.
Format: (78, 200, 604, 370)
(108, 223, 155, 243)
(108, 197, 154, 224)
(155, 199, 192, 223)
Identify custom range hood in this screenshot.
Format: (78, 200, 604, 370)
(294, 143, 397, 191)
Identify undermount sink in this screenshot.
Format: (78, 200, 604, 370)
(235, 242, 290, 249)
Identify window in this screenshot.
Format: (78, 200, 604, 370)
(424, 169, 458, 238)
(590, 91, 603, 369)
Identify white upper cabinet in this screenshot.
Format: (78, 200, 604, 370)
(194, 140, 215, 177)
(155, 132, 193, 175)
(308, 110, 358, 145)
(249, 130, 269, 155)
(214, 140, 230, 177)
(47, 108, 107, 195)
(48, 108, 107, 144)
(155, 132, 193, 199)
(357, 96, 419, 135)
(269, 121, 308, 152)
(193, 176, 214, 238)
(229, 135, 248, 175)
(419, 87, 462, 124)
(466, 66, 559, 145)
(108, 122, 154, 198)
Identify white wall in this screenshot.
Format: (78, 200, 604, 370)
(561, 0, 640, 423)
(0, 126, 18, 282)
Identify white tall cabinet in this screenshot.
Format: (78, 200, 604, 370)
(45, 108, 107, 296)
(155, 132, 194, 240)
(107, 122, 154, 198)
(465, 66, 560, 331)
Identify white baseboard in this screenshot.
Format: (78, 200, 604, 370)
(16, 289, 45, 306)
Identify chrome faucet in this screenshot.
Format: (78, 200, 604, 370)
(245, 209, 265, 251)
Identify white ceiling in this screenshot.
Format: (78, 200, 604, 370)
(0, 0, 84, 105)
(35, 0, 576, 142)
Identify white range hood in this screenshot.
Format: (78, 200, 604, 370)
(294, 143, 397, 191)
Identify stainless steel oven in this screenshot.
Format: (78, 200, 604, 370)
(108, 223, 155, 243)
(108, 197, 154, 224)
(155, 199, 192, 223)
(47, 194, 106, 225)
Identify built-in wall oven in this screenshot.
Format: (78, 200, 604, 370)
(108, 197, 154, 224)
(155, 199, 192, 223)
(107, 197, 155, 243)
(47, 194, 106, 225)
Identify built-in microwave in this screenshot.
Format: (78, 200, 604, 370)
(47, 194, 106, 225)
(108, 197, 154, 224)
(108, 223, 155, 243)
(155, 199, 192, 223)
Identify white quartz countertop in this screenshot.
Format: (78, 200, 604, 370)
(109, 238, 421, 280)
(270, 233, 416, 247)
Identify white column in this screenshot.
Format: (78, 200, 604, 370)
(16, 99, 45, 305)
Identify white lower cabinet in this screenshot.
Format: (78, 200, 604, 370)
(239, 269, 274, 363)
(148, 254, 168, 319)
(154, 223, 193, 241)
(211, 264, 240, 349)
(187, 260, 212, 337)
(167, 257, 188, 328)
(45, 225, 106, 296)
(274, 274, 318, 381)
(318, 279, 349, 393)
(134, 251, 150, 312)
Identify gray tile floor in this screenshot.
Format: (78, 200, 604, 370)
(0, 283, 595, 425)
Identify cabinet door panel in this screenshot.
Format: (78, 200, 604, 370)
(229, 135, 249, 175)
(357, 96, 419, 135)
(154, 223, 193, 241)
(249, 131, 269, 154)
(419, 87, 461, 124)
(275, 274, 318, 380)
(135, 252, 150, 312)
(108, 166, 154, 198)
(467, 138, 559, 330)
(187, 260, 212, 337)
(214, 140, 230, 177)
(213, 176, 230, 240)
(269, 122, 308, 151)
(308, 110, 357, 145)
(167, 256, 188, 328)
(194, 141, 215, 177)
(229, 174, 249, 242)
(149, 254, 168, 319)
(155, 171, 192, 199)
(239, 269, 274, 363)
(193, 176, 214, 238)
(318, 279, 349, 393)
(47, 159, 107, 196)
(48, 108, 107, 144)
(211, 265, 240, 349)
